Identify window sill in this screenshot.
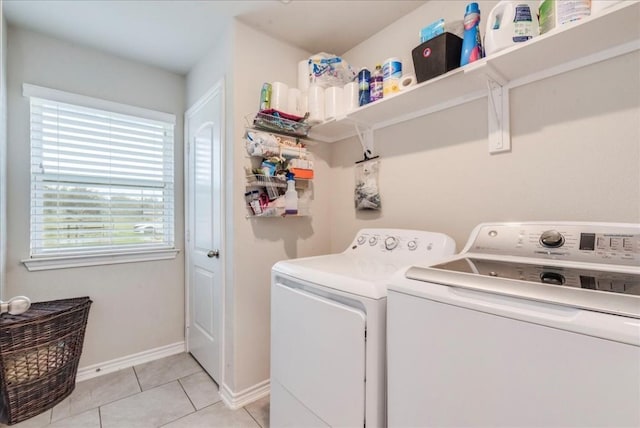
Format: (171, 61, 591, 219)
(22, 248, 181, 271)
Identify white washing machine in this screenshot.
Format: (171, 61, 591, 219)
(270, 228, 456, 428)
(387, 222, 640, 427)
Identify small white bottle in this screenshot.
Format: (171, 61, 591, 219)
(285, 179, 298, 215)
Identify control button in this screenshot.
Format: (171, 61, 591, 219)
(488, 230, 498, 237)
(612, 281, 626, 293)
(610, 237, 622, 250)
(407, 240, 418, 251)
(357, 236, 366, 245)
(539, 230, 565, 248)
(623, 238, 634, 251)
(384, 236, 399, 251)
(540, 271, 565, 285)
(369, 236, 378, 246)
(597, 280, 612, 291)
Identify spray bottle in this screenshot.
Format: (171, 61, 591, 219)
(285, 172, 298, 215)
(460, 2, 484, 66)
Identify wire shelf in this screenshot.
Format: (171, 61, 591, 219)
(245, 204, 311, 218)
(246, 174, 287, 188)
(250, 112, 311, 138)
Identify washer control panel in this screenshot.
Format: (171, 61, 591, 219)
(349, 228, 456, 263)
(470, 222, 640, 266)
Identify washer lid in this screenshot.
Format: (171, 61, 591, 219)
(403, 259, 640, 319)
(273, 253, 407, 299)
(435, 258, 640, 296)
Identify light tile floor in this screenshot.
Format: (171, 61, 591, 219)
(1, 353, 269, 428)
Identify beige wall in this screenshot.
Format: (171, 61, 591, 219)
(332, 1, 640, 251)
(0, 9, 6, 298)
(187, 19, 333, 394)
(6, 26, 187, 367)
(232, 21, 332, 392)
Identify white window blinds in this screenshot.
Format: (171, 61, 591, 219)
(29, 95, 175, 256)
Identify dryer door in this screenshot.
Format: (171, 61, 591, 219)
(271, 282, 366, 427)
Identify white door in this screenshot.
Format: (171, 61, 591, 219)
(185, 81, 224, 383)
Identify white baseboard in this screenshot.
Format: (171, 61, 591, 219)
(76, 341, 186, 382)
(220, 379, 270, 410)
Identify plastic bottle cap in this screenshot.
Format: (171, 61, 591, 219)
(465, 2, 480, 14)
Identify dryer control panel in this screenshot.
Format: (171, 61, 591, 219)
(469, 222, 640, 267)
(349, 228, 456, 265)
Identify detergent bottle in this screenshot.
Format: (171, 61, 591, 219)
(460, 2, 484, 66)
(484, 1, 540, 56)
(538, 0, 591, 34)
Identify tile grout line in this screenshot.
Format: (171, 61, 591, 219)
(156, 401, 225, 428)
(54, 355, 204, 428)
(176, 378, 198, 413)
(51, 368, 142, 425)
(133, 354, 202, 392)
(132, 365, 143, 392)
(244, 407, 264, 428)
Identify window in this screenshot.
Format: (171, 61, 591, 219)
(25, 85, 175, 264)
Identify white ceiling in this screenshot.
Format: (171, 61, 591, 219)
(2, 0, 426, 75)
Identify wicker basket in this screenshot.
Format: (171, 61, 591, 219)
(0, 297, 92, 425)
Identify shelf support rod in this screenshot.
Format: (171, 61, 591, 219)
(486, 76, 511, 154)
(354, 123, 375, 161)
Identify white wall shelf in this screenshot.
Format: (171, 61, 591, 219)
(308, 1, 640, 149)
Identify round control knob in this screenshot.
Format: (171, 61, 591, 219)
(384, 236, 399, 251)
(539, 230, 565, 248)
(407, 240, 417, 251)
(369, 236, 378, 246)
(357, 236, 366, 245)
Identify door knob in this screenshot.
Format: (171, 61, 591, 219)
(207, 250, 220, 258)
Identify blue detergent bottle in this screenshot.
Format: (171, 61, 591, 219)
(460, 2, 484, 66)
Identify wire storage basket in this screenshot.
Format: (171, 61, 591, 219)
(0, 297, 92, 425)
(251, 111, 311, 137)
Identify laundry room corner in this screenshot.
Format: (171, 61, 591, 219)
(184, 17, 336, 403)
(231, 19, 334, 396)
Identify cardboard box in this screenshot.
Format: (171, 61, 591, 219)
(291, 168, 314, 179)
(412, 32, 463, 83)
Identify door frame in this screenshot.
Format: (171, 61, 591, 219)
(184, 78, 226, 384)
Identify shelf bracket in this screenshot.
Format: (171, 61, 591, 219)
(486, 76, 511, 154)
(354, 123, 376, 161)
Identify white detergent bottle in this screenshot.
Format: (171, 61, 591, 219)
(285, 179, 298, 215)
(484, 1, 539, 56)
(538, 0, 591, 34)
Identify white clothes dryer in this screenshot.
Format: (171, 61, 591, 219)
(270, 228, 456, 428)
